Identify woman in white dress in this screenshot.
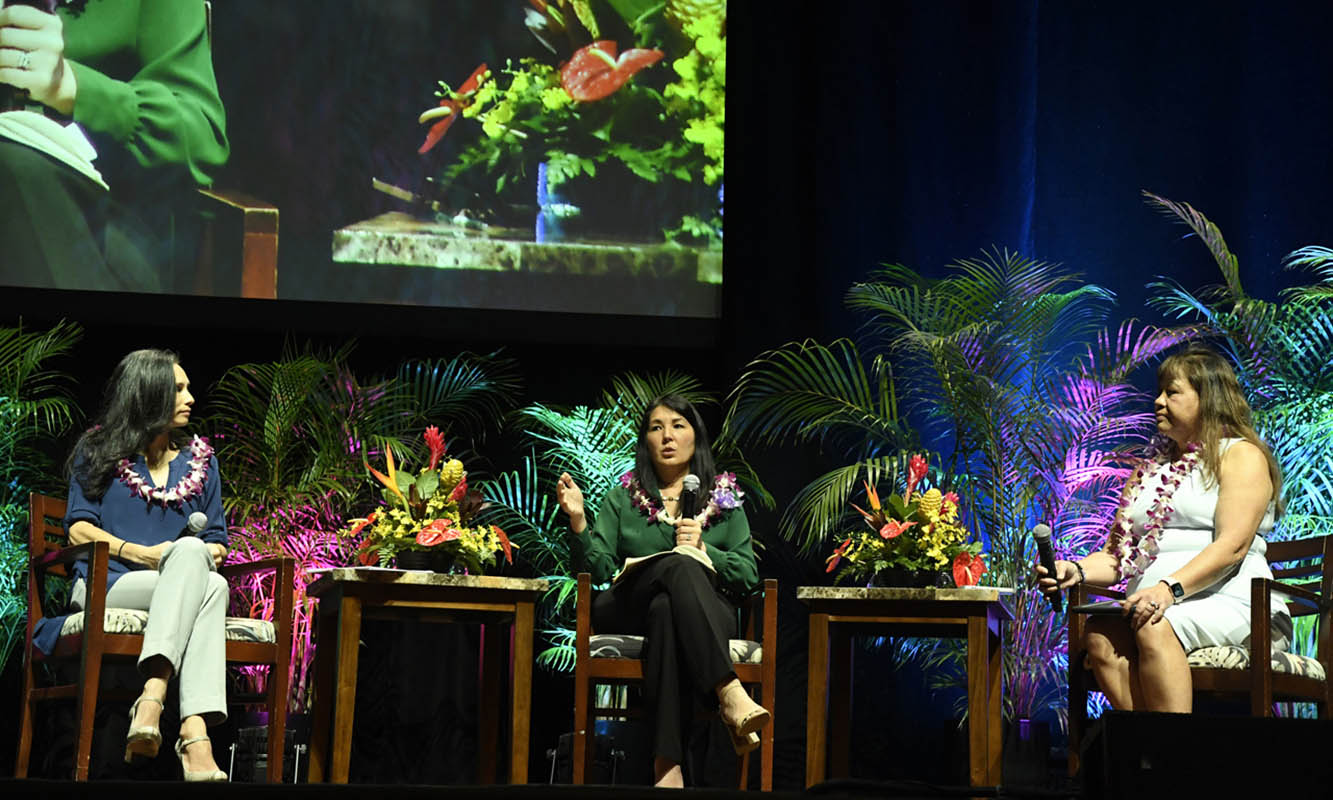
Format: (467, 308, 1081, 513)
(1037, 346, 1291, 712)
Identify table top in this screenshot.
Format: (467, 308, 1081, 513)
(796, 585, 1015, 603)
(307, 567, 549, 598)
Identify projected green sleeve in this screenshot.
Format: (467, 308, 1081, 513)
(62, 0, 228, 186)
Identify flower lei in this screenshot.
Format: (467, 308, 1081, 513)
(116, 436, 212, 508)
(620, 470, 745, 529)
(1109, 441, 1201, 581)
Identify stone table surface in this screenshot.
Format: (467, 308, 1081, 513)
(797, 585, 1014, 603)
(308, 567, 548, 596)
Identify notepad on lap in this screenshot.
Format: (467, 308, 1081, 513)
(0, 110, 108, 190)
(614, 544, 714, 583)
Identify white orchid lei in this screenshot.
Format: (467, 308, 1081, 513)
(621, 470, 745, 529)
(1107, 441, 1201, 581)
(115, 435, 212, 508)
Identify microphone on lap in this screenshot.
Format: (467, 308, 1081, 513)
(1032, 523, 1063, 612)
(680, 474, 701, 520)
(176, 511, 209, 540)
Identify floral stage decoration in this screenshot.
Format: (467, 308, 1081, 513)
(413, 0, 726, 245)
(343, 426, 513, 573)
(825, 454, 988, 587)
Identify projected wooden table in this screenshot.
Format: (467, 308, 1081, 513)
(798, 586, 1013, 788)
(306, 569, 548, 784)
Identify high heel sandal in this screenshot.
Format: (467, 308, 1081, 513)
(124, 695, 164, 763)
(718, 683, 769, 756)
(175, 736, 228, 782)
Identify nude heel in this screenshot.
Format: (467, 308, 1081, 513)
(124, 695, 163, 763)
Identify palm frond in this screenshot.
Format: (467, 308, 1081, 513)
(1142, 190, 1244, 300)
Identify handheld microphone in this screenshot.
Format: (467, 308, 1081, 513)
(680, 474, 701, 519)
(1032, 524, 1063, 612)
(176, 512, 209, 540)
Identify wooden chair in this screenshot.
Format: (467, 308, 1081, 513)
(571, 572, 778, 790)
(1067, 535, 1333, 775)
(14, 493, 295, 781)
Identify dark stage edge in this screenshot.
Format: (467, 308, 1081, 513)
(0, 779, 1076, 799)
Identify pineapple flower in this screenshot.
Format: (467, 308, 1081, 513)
(560, 41, 664, 102)
(905, 454, 929, 501)
(917, 488, 943, 522)
(424, 426, 447, 470)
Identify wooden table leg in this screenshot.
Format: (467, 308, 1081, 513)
(307, 592, 340, 782)
(478, 622, 503, 784)
(805, 611, 830, 788)
(829, 627, 852, 779)
(510, 600, 536, 785)
(966, 613, 988, 787)
(987, 610, 1004, 785)
(328, 593, 363, 783)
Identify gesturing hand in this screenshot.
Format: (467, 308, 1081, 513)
(675, 517, 704, 550)
(555, 473, 586, 532)
(0, 4, 76, 114)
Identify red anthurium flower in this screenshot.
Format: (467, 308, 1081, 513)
(449, 476, 468, 503)
(346, 510, 378, 537)
(953, 551, 987, 587)
(358, 546, 379, 566)
(905, 454, 929, 501)
(825, 537, 853, 572)
(418, 62, 490, 154)
(880, 520, 916, 539)
(560, 41, 664, 102)
(493, 524, 513, 564)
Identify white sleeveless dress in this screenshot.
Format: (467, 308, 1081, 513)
(1124, 438, 1292, 654)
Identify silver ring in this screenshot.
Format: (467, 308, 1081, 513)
(1149, 601, 1160, 610)
(18, 51, 32, 71)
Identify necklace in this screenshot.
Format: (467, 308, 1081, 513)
(620, 471, 746, 528)
(1108, 441, 1200, 581)
(116, 436, 213, 508)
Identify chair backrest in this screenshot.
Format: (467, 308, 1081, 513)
(28, 493, 70, 577)
(1266, 535, 1333, 617)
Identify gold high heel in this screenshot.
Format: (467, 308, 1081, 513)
(718, 682, 769, 756)
(175, 736, 228, 782)
(124, 695, 163, 763)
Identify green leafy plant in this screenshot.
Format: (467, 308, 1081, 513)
(0, 320, 82, 671)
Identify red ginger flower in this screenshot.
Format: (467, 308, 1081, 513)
(424, 426, 447, 471)
(560, 41, 664, 102)
(905, 454, 929, 501)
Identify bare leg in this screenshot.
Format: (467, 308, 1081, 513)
(130, 656, 171, 733)
(179, 714, 223, 773)
(1083, 618, 1146, 710)
(1135, 618, 1192, 712)
(653, 757, 684, 788)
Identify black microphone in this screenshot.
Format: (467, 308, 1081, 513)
(680, 474, 701, 519)
(1032, 523, 1062, 612)
(176, 511, 209, 540)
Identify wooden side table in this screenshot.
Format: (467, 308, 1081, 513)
(798, 586, 1013, 788)
(305, 569, 548, 784)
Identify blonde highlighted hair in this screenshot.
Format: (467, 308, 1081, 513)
(1156, 346, 1284, 516)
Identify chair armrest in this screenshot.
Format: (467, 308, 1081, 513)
(1262, 579, 1329, 612)
(1069, 583, 1125, 604)
(220, 556, 294, 579)
(31, 541, 99, 571)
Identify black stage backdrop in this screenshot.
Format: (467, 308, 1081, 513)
(3, 0, 1332, 789)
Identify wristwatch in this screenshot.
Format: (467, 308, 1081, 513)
(1161, 576, 1185, 602)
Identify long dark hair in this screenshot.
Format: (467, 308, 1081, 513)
(633, 394, 716, 499)
(67, 349, 187, 499)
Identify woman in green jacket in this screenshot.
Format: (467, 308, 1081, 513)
(556, 394, 769, 788)
(0, 0, 228, 293)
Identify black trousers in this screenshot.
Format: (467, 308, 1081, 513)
(593, 554, 738, 764)
(0, 140, 166, 293)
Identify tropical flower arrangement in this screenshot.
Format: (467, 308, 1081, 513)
(343, 426, 514, 573)
(825, 455, 988, 587)
(415, 0, 726, 244)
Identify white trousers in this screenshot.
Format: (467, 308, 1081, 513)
(74, 536, 229, 724)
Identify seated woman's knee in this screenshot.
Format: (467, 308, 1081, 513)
(1082, 623, 1127, 669)
(165, 535, 212, 565)
(1133, 619, 1179, 652)
(647, 591, 673, 622)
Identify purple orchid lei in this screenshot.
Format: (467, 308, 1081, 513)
(1108, 441, 1201, 581)
(620, 470, 745, 528)
(116, 435, 213, 508)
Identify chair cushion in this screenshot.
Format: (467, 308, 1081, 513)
(589, 633, 762, 664)
(59, 608, 276, 644)
(1187, 645, 1327, 681)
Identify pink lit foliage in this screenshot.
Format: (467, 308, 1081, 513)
(226, 498, 357, 714)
